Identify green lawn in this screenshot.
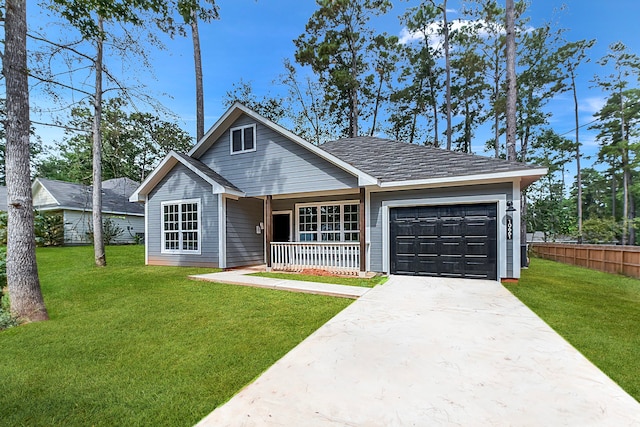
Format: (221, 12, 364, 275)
(250, 271, 388, 288)
(505, 257, 640, 401)
(0, 246, 351, 426)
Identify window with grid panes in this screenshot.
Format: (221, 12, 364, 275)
(343, 204, 360, 241)
(162, 199, 200, 253)
(297, 202, 359, 242)
(298, 206, 318, 241)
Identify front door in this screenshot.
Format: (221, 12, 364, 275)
(273, 213, 291, 242)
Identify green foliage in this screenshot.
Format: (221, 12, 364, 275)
(34, 212, 65, 247)
(86, 217, 124, 245)
(0, 248, 17, 331)
(0, 246, 6, 286)
(37, 98, 193, 185)
(508, 258, 640, 400)
(223, 80, 288, 123)
(0, 212, 6, 245)
(0, 245, 350, 424)
(294, 0, 391, 137)
(0, 99, 44, 185)
(0, 292, 19, 331)
(582, 217, 622, 244)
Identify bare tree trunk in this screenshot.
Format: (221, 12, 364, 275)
(572, 71, 583, 242)
(370, 70, 384, 136)
(4, 0, 48, 322)
(442, 0, 452, 150)
(191, 9, 205, 141)
(93, 16, 106, 266)
(505, 0, 517, 162)
(620, 87, 628, 245)
(493, 58, 500, 158)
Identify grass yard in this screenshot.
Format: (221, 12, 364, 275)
(250, 271, 388, 288)
(505, 257, 640, 401)
(0, 246, 351, 426)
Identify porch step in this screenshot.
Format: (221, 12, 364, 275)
(189, 270, 370, 299)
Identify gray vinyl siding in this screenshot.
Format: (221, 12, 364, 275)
(369, 183, 514, 276)
(62, 210, 144, 245)
(147, 164, 218, 267)
(226, 197, 264, 268)
(198, 114, 359, 196)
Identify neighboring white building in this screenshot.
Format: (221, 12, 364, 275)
(32, 177, 144, 245)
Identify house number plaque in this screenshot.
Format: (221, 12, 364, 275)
(506, 216, 513, 240)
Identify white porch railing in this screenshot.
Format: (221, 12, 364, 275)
(271, 242, 360, 275)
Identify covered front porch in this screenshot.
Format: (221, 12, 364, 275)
(263, 188, 367, 276)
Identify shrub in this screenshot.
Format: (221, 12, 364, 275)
(0, 248, 17, 331)
(35, 211, 65, 246)
(0, 212, 7, 245)
(86, 217, 124, 245)
(582, 217, 622, 244)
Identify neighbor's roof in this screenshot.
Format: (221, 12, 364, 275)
(321, 137, 546, 188)
(33, 177, 144, 215)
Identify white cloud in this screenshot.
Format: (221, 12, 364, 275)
(399, 18, 534, 47)
(580, 97, 605, 114)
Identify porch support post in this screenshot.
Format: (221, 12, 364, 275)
(265, 195, 273, 270)
(359, 187, 366, 275)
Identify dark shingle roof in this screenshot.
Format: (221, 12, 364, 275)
(321, 136, 541, 183)
(36, 178, 144, 215)
(174, 152, 242, 193)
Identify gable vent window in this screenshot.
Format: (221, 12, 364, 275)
(230, 124, 256, 154)
(161, 199, 201, 254)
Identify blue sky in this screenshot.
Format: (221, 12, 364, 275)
(28, 0, 640, 173)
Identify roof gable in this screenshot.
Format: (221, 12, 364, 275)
(188, 103, 378, 187)
(129, 151, 244, 202)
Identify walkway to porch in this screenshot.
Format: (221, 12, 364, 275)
(189, 267, 369, 299)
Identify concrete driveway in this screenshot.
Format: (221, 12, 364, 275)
(197, 275, 640, 426)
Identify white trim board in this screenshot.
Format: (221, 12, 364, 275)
(272, 210, 293, 243)
(160, 198, 202, 256)
(218, 195, 227, 269)
(381, 195, 507, 281)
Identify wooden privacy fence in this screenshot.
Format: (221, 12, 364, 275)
(530, 243, 640, 279)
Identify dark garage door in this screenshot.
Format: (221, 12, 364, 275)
(390, 203, 497, 280)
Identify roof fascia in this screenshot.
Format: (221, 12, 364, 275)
(32, 178, 61, 206)
(129, 151, 245, 202)
(188, 102, 379, 186)
(372, 168, 548, 191)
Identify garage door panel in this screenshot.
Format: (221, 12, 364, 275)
(440, 221, 463, 236)
(395, 237, 416, 254)
(416, 220, 437, 236)
(394, 222, 415, 237)
(390, 203, 497, 280)
(439, 240, 463, 255)
(417, 240, 438, 255)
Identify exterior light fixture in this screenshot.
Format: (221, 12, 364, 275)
(506, 201, 516, 240)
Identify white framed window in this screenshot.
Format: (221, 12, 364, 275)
(296, 201, 360, 242)
(161, 199, 201, 254)
(230, 123, 256, 154)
